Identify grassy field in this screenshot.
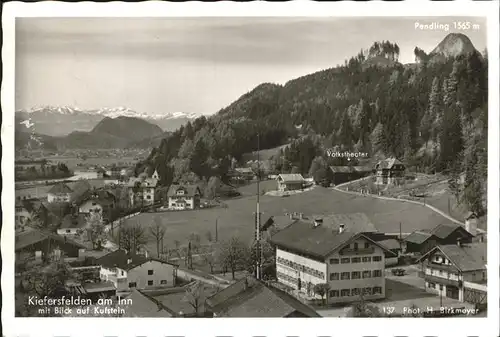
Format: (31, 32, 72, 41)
(119, 183, 452, 253)
(43, 156, 138, 171)
(15, 179, 107, 199)
(241, 144, 289, 162)
(338, 175, 487, 231)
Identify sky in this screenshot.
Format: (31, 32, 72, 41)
(15, 17, 487, 116)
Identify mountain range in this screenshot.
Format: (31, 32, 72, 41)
(15, 106, 199, 137)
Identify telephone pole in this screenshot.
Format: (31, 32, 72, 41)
(255, 133, 262, 280)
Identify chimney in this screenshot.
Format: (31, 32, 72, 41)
(314, 218, 323, 227)
(289, 213, 293, 220)
(465, 214, 478, 236)
(127, 258, 133, 264)
(339, 224, 345, 234)
(299, 213, 304, 220)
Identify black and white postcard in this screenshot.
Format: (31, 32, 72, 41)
(2, 2, 499, 337)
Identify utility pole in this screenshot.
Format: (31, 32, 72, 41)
(215, 218, 218, 242)
(255, 133, 262, 280)
(399, 222, 402, 253)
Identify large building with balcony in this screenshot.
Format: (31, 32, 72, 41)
(96, 249, 178, 294)
(270, 213, 396, 304)
(417, 242, 487, 308)
(127, 173, 159, 207)
(167, 184, 201, 210)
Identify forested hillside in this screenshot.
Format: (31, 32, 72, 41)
(138, 33, 488, 215)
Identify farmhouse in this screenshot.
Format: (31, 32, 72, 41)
(205, 276, 321, 317)
(404, 223, 474, 255)
(417, 242, 487, 308)
(167, 184, 201, 210)
(127, 173, 159, 207)
(276, 174, 304, 192)
(47, 183, 73, 203)
(329, 166, 372, 186)
(374, 158, 405, 185)
(96, 249, 178, 293)
(270, 214, 396, 304)
(58, 214, 88, 236)
(77, 190, 116, 217)
(15, 227, 86, 263)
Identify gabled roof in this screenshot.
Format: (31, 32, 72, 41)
(48, 183, 73, 194)
(318, 213, 378, 233)
(270, 217, 394, 260)
(167, 184, 201, 197)
(375, 158, 404, 170)
(277, 174, 304, 183)
(121, 289, 175, 317)
(418, 243, 487, 272)
(127, 177, 158, 188)
(430, 223, 474, 240)
(61, 214, 88, 229)
(404, 231, 434, 244)
(329, 166, 352, 173)
(234, 167, 255, 174)
(377, 239, 401, 251)
(96, 249, 177, 271)
(15, 227, 87, 251)
(206, 277, 321, 317)
(77, 189, 116, 206)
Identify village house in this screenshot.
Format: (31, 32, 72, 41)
(77, 189, 117, 219)
(167, 184, 201, 210)
(374, 158, 406, 185)
(417, 242, 487, 309)
(270, 213, 396, 304)
(229, 167, 256, 185)
(404, 223, 475, 255)
(276, 173, 304, 192)
(15, 199, 40, 229)
(127, 171, 159, 207)
(205, 276, 321, 317)
(329, 166, 372, 186)
(15, 227, 87, 266)
(96, 249, 178, 294)
(47, 183, 73, 203)
(57, 213, 88, 236)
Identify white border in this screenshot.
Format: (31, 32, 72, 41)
(2, 2, 499, 337)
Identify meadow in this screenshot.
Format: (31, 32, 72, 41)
(119, 183, 451, 253)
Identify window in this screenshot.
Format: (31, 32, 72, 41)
(364, 242, 370, 249)
(351, 271, 361, 279)
(341, 272, 350, 280)
(329, 290, 339, 297)
(92, 202, 97, 206)
(363, 287, 372, 295)
(362, 271, 371, 278)
(160, 280, 167, 284)
(428, 282, 436, 289)
(352, 257, 361, 263)
(341, 258, 350, 264)
(330, 273, 339, 281)
(352, 288, 361, 296)
(341, 289, 350, 297)
(373, 256, 382, 262)
(353, 243, 359, 250)
(66, 229, 71, 233)
(148, 280, 154, 286)
(329, 258, 339, 264)
(362, 257, 371, 263)
(373, 287, 382, 294)
(146, 196, 151, 200)
(128, 282, 137, 288)
(121, 271, 124, 276)
(372, 270, 382, 277)
(148, 270, 154, 275)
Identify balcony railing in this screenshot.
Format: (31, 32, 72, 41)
(339, 247, 375, 256)
(423, 261, 459, 273)
(424, 274, 460, 288)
